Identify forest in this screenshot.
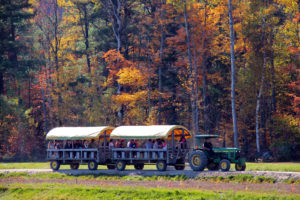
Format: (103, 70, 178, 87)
(0, 0, 299, 161)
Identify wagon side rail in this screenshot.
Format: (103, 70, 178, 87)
(46, 148, 99, 163)
(111, 148, 169, 164)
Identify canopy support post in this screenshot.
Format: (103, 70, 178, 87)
(172, 130, 175, 161)
(104, 130, 107, 148)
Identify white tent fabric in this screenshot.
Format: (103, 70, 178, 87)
(46, 126, 114, 140)
(110, 125, 191, 139)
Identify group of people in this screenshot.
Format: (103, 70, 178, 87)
(48, 139, 98, 150)
(108, 139, 168, 150)
(48, 137, 189, 151)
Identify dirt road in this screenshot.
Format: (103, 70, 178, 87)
(1, 177, 300, 194)
(1, 168, 300, 181)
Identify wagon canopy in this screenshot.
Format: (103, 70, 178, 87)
(46, 126, 115, 140)
(110, 125, 191, 140)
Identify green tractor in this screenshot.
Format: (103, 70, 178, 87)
(188, 135, 246, 171)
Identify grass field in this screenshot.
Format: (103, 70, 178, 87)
(1, 172, 289, 184)
(1, 162, 300, 172)
(0, 183, 299, 200)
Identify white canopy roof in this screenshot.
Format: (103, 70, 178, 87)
(110, 125, 191, 140)
(46, 126, 115, 140)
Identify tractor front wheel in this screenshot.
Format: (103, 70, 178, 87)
(235, 163, 246, 171)
(219, 159, 230, 171)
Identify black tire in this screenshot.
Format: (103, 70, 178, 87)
(88, 160, 98, 170)
(116, 160, 126, 171)
(50, 161, 60, 171)
(235, 163, 246, 171)
(188, 151, 207, 171)
(107, 164, 116, 170)
(174, 159, 185, 170)
(207, 162, 219, 171)
(219, 159, 230, 171)
(70, 163, 79, 170)
(156, 160, 167, 171)
(134, 163, 144, 170)
(174, 164, 185, 170)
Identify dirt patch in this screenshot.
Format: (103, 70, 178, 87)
(1, 168, 300, 182)
(1, 178, 300, 194)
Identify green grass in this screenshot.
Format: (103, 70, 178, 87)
(244, 162, 300, 172)
(0, 183, 299, 200)
(0, 172, 285, 184)
(1, 162, 300, 171)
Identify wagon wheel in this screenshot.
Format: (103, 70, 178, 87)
(88, 160, 98, 170)
(188, 151, 207, 171)
(235, 163, 246, 171)
(70, 163, 80, 170)
(50, 161, 60, 171)
(156, 160, 167, 171)
(174, 159, 185, 170)
(207, 162, 219, 171)
(116, 160, 126, 171)
(107, 164, 116, 170)
(219, 159, 230, 171)
(134, 163, 144, 170)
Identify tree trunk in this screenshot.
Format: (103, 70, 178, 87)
(269, 29, 275, 143)
(183, 1, 198, 135)
(148, 55, 151, 117)
(83, 5, 91, 75)
(256, 17, 266, 154)
(255, 73, 264, 154)
(202, 3, 208, 135)
(41, 88, 48, 133)
(228, 0, 238, 147)
(54, 0, 62, 126)
(0, 71, 4, 95)
(158, 0, 165, 125)
(106, 0, 124, 123)
(242, 128, 248, 157)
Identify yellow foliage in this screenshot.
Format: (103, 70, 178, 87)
(113, 91, 147, 107)
(117, 67, 147, 87)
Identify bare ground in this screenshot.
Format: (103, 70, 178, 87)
(1, 168, 300, 194)
(1, 177, 300, 195)
(1, 168, 300, 181)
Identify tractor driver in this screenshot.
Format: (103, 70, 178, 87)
(204, 138, 214, 156)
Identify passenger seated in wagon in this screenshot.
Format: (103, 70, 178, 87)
(88, 139, 97, 148)
(144, 139, 153, 149)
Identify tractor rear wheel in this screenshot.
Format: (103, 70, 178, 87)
(188, 151, 207, 171)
